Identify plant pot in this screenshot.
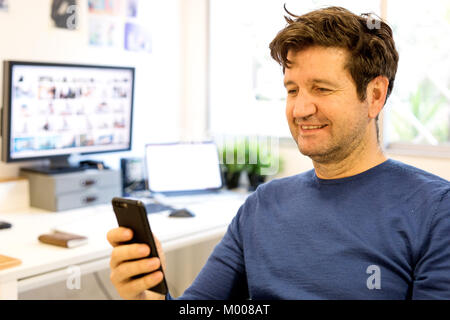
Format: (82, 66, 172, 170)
(247, 172, 266, 191)
(223, 171, 241, 189)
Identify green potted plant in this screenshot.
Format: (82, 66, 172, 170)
(219, 139, 246, 189)
(244, 137, 282, 191)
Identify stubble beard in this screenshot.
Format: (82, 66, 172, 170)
(294, 119, 368, 165)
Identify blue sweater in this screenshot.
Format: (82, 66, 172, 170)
(171, 159, 450, 299)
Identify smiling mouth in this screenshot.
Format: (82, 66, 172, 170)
(301, 125, 328, 130)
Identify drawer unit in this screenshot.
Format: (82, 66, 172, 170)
(20, 169, 122, 211)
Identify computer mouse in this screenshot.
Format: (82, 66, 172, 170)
(0, 221, 12, 230)
(169, 208, 195, 218)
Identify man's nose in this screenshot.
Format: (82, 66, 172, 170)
(292, 90, 317, 119)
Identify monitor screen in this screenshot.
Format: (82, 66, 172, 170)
(145, 142, 223, 193)
(1, 61, 134, 163)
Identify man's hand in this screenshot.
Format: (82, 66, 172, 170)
(107, 227, 167, 300)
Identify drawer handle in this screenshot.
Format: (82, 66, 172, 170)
(83, 196, 98, 203)
(81, 179, 97, 187)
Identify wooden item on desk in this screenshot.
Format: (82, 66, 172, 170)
(0, 254, 22, 270)
(38, 231, 88, 248)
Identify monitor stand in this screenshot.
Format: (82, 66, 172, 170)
(20, 156, 86, 175)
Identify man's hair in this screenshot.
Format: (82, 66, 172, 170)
(269, 6, 399, 102)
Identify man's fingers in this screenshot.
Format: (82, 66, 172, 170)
(110, 243, 150, 269)
(121, 271, 164, 297)
(107, 227, 133, 247)
(112, 257, 161, 283)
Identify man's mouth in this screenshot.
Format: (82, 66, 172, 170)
(301, 124, 328, 130)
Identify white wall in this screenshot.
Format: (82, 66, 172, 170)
(179, 0, 209, 141)
(0, 0, 182, 178)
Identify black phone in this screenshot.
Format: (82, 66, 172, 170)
(111, 197, 168, 295)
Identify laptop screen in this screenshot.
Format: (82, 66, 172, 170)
(144, 142, 223, 193)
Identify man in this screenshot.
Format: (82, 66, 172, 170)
(107, 6, 450, 299)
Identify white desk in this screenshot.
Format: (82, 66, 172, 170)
(0, 192, 248, 299)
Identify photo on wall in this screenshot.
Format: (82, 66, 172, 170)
(50, 0, 78, 30)
(88, 0, 122, 15)
(88, 17, 121, 47)
(126, 0, 138, 18)
(0, 0, 8, 12)
(124, 22, 151, 53)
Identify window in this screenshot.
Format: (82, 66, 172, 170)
(209, 0, 450, 156)
(383, 0, 450, 155)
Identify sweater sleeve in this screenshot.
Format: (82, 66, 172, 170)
(412, 189, 450, 299)
(172, 204, 249, 300)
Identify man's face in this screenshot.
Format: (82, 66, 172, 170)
(284, 46, 371, 164)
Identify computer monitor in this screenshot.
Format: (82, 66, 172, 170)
(1, 61, 134, 173)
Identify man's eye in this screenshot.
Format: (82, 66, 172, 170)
(287, 89, 298, 95)
(316, 87, 331, 93)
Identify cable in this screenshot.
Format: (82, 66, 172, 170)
(93, 271, 114, 300)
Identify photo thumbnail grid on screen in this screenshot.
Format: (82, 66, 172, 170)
(9, 63, 134, 160)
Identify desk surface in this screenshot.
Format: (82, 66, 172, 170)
(0, 192, 248, 286)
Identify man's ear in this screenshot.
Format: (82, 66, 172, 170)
(366, 76, 389, 119)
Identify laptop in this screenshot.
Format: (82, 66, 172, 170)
(144, 141, 224, 197)
(141, 141, 247, 212)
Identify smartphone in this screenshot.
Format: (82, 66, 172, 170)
(112, 197, 168, 295)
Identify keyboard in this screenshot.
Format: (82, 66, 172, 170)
(158, 189, 222, 197)
(143, 201, 174, 214)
